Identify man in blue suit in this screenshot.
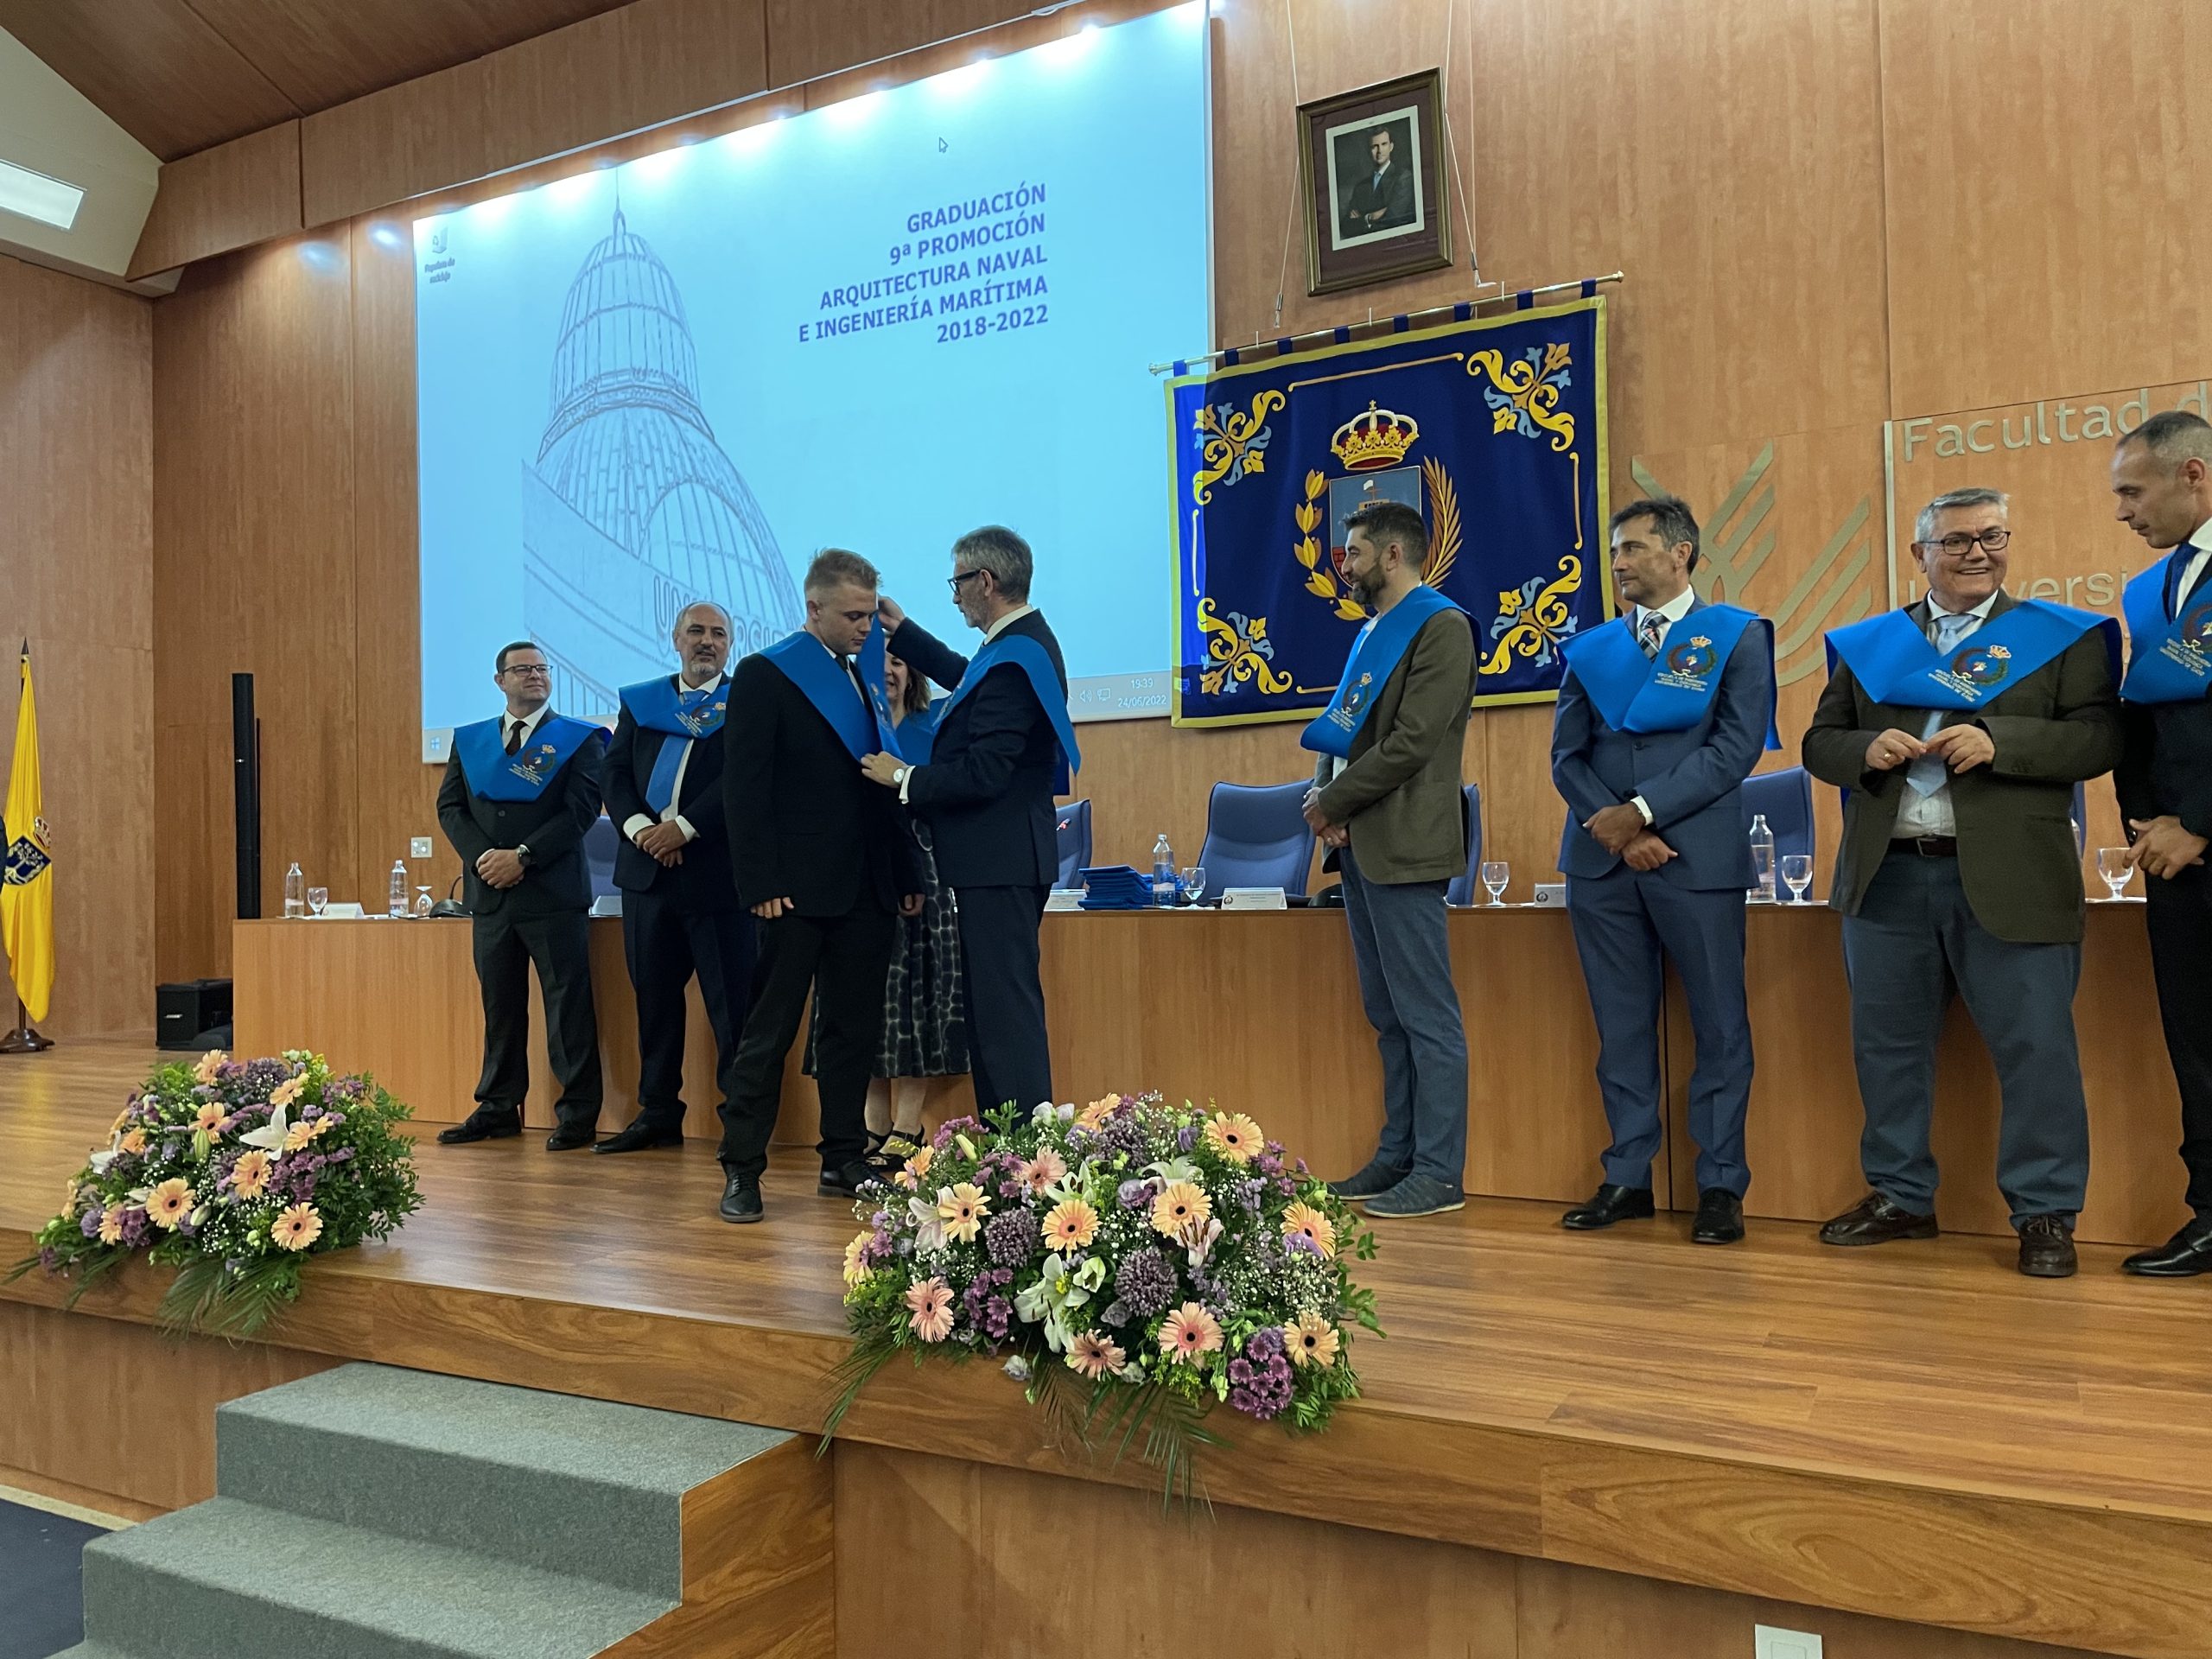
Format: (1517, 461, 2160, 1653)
(1550, 495, 1774, 1244)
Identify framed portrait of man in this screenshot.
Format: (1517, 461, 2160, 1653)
(1298, 71, 1453, 296)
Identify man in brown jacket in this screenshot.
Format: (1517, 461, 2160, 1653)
(1804, 486, 2121, 1278)
(1305, 499, 1478, 1218)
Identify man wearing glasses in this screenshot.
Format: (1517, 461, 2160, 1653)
(435, 640, 609, 1149)
(1805, 489, 2120, 1277)
(863, 527, 1078, 1116)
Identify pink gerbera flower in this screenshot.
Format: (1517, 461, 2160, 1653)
(271, 1203, 323, 1251)
(1204, 1112, 1264, 1165)
(936, 1182, 990, 1244)
(1158, 1302, 1224, 1364)
(1018, 1147, 1067, 1194)
(191, 1103, 227, 1135)
(905, 1277, 955, 1342)
(1067, 1330, 1125, 1379)
(229, 1149, 272, 1199)
(146, 1179, 194, 1231)
(1043, 1196, 1098, 1251)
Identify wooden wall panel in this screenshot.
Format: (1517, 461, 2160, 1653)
(0, 253, 155, 1037)
(300, 57, 498, 233)
(765, 0, 1032, 90)
(1880, 0, 2212, 417)
(130, 123, 306, 280)
(152, 236, 359, 982)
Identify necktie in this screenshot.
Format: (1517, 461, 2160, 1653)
(1905, 612, 1976, 798)
(503, 720, 522, 756)
(1639, 612, 1665, 658)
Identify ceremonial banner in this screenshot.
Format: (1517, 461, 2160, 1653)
(2, 644, 54, 1024)
(1168, 298, 1609, 726)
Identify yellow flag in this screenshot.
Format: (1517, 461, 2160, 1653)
(2, 644, 54, 1023)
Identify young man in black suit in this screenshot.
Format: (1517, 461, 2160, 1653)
(2112, 411, 2212, 1275)
(864, 525, 1077, 1117)
(717, 551, 923, 1224)
(597, 601, 753, 1154)
(435, 640, 608, 1150)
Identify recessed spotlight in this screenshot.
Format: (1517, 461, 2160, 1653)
(0, 159, 85, 230)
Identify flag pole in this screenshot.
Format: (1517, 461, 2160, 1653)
(0, 995, 51, 1052)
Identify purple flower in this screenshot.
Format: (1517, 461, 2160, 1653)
(38, 1247, 59, 1272)
(1176, 1125, 1198, 1153)
(1116, 1178, 1155, 1211)
(79, 1209, 103, 1239)
(1227, 1330, 1294, 1420)
(1113, 1246, 1178, 1320)
(1286, 1230, 1320, 1256)
(982, 1206, 1039, 1268)
(118, 1207, 149, 1247)
(1089, 1113, 1152, 1163)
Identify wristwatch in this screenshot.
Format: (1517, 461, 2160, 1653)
(893, 766, 909, 788)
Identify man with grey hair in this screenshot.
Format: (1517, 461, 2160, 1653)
(597, 601, 753, 1154)
(866, 526, 1078, 1116)
(1807, 486, 2120, 1277)
(2110, 410, 2212, 1274)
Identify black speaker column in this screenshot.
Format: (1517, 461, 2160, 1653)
(232, 671, 261, 920)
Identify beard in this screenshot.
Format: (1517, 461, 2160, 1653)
(1351, 568, 1387, 604)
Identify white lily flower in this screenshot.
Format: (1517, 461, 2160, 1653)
(1147, 1154, 1201, 1185)
(238, 1105, 291, 1153)
(908, 1193, 946, 1253)
(87, 1150, 118, 1175)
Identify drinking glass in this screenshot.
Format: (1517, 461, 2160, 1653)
(1480, 861, 1510, 906)
(306, 887, 328, 917)
(1179, 865, 1206, 906)
(1779, 855, 1813, 904)
(2097, 848, 2134, 901)
(415, 885, 434, 918)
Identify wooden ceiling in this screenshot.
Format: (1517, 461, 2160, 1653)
(0, 0, 644, 160)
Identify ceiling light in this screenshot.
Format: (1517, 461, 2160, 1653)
(0, 159, 84, 230)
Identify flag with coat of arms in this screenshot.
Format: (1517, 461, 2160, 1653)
(3, 643, 54, 1023)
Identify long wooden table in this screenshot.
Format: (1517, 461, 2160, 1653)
(232, 901, 2187, 1247)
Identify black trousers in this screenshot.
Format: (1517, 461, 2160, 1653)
(717, 904, 895, 1179)
(621, 888, 755, 1132)
(471, 906, 601, 1127)
(953, 884, 1052, 1116)
(2145, 864, 2212, 1216)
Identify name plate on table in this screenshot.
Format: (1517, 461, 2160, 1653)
(321, 902, 367, 918)
(1045, 889, 1084, 912)
(1220, 887, 1288, 911)
(1531, 883, 1566, 908)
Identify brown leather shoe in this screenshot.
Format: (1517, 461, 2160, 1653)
(2018, 1215, 2077, 1279)
(1818, 1191, 1937, 1246)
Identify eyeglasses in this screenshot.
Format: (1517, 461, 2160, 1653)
(947, 569, 987, 594)
(1918, 529, 2012, 556)
(501, 663, 551, 677)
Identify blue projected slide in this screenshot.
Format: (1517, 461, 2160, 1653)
(414, 5, 1211, 754)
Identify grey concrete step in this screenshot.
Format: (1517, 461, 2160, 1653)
(214, 1363, 786, 1599)
(81, 1496, 671, 1659)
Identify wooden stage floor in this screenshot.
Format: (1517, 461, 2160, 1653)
(7, 1040, 2212, 1657)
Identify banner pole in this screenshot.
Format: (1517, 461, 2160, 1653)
(0, 996, 52, 1053)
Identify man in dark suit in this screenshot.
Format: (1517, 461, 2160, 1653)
(717, 551, 922, 1224)
(1806, 487, 2120, 1279)
(435, 640, 607, 1150)
(2111, 412, 2212, 1276)
(1340, 125, 1416, 238)
(1551, 496, 1774, 1245)
(596, 601, 753, 1154)
(863, 526, 1076, 1118)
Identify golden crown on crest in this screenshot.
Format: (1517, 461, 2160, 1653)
(1330, 401, 1420, 473)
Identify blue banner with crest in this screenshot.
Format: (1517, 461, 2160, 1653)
(1166, 299, 1610, 726)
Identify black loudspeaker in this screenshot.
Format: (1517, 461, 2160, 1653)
(156, 978, 233, 1051)
(232, 672, 260, 919)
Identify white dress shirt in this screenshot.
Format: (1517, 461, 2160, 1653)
(1893, 590, 2001, 838)
(620, 672, 722, 848)
(1628, 586, 1700, 823)
(897, 605, 1037, 801)
(2174, 518, 2212, 613)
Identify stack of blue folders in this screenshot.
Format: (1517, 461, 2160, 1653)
(1076, 865, 1153, 910)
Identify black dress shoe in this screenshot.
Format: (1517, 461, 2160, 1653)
(595, 1120, 684, 1154)
(1692, 1187, 1745, 1245)
(436, 1107, 521, 1145)
(1561, 1183, 1656, 1230)
(544, 1122, 598, 1152)
(1818, 1191, 1938, 1246)
(818, 1160, 877, 1199)
(2018, 1215, 2077, 1279)
(2121, 1219, 2212, 1277)
(719, 1172, 763, 1224)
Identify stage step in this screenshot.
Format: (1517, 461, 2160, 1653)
(213, 1362, 786, 1598)
(80, 1496, 670, 1658)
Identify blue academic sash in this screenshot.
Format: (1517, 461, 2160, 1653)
(941, 631, 1083, 791)
(453, 714, 602, 803)
(859, 618, 938, 763)
(2119, 559, 2212, 704)
(1300, 585, 1461, 759)
(1560, 603, 1771, 739)
(619, 676, 728, 812)
(1826, 600, 2119, 710)
(760, 632, 889, 763)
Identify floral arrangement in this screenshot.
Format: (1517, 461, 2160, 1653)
(827, 1094, 1382, 1497)
(10, 1050, 422, 1336)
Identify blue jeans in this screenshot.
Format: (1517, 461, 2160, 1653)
(1339, 845, 1468, 1188)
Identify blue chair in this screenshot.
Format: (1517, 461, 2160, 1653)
(583, 814, 620, 899)
(1445, 784, 1486, 906)
(1198, 780, 1318, 897)
(1055, 799, 1092, 890)
(1740, 766, 1814, 867)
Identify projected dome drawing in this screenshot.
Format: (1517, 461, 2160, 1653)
(522, 205, 799, 718)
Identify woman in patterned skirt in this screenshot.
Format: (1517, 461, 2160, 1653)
(804, 651, 967, 1166)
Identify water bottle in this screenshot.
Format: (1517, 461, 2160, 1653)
(1152, 832, 1175, 907)
(389, 861, 409, 918)
(1747, 814, 1777, 902)
(283, 861, 305, 918)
